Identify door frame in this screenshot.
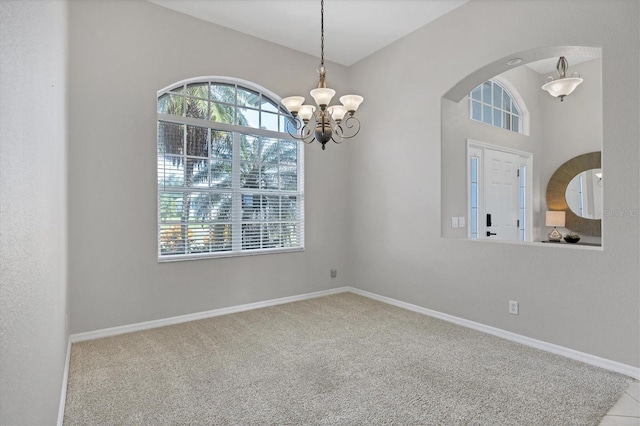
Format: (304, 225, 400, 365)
(467, 139, 533, 241)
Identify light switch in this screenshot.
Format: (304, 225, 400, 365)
(458, 217, 466, 227)
(451, 217, 459, 228)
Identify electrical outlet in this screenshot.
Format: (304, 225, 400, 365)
(509, 300, 519, 315)
(458, 217, 466, 227)
(451, 217, 459, 228)
(330, 268, 337, 278)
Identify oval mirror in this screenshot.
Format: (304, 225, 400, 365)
(546, 151, 601, 236)
(565, 168, 602, 219)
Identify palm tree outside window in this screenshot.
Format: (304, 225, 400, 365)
(157, 77, 304, 260)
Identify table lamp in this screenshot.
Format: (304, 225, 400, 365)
(545, 211, 565, 242)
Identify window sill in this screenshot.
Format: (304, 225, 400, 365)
(158, 246, 304, 262)
(461, 238, 603, 251)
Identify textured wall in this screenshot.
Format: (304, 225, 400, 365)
(68, 0, 352, 333)
(347, 0, 639, 367)
(0, 1, 69, 424)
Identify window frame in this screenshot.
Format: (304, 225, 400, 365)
(157, 77, 304, 262)
(469, 79, 523, 134)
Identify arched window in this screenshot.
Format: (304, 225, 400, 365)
(157, 77, 304, 260)
(469, 80, 522, 133)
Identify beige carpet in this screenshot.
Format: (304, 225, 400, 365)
(64, 292, 631, 425)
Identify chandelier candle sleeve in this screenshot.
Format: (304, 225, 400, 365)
(280, 0, 363, 150)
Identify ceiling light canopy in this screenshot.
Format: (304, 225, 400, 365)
(281, 0, 363, 150)
(541, 56, 583, 101)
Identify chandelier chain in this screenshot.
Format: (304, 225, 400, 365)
(320, 0, 324, 67)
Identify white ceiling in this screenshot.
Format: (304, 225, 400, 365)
(147, 0, 469, 66)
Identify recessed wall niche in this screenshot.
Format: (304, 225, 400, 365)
(441, 46, 602, 246)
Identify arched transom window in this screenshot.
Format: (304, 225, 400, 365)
(469, 80, 522, 133)
(157, 77, 304, 261)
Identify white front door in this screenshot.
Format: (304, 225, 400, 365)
(468, 140, 532, 242)
(484, 148, 520, 241)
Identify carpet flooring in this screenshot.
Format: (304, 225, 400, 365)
(64, 292, 631, 425)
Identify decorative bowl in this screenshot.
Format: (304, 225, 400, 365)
(564, 234, 580, 244)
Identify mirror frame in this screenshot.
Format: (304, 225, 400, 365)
(546, 151, 601, 236)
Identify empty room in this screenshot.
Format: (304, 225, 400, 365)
(1, 0, 639, 424)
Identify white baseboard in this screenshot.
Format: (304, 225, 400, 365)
(67, 285, 639, 380)
(347, 287, 640, 380)
(70, 287, 350, 343)
(57, 337, 71, 426)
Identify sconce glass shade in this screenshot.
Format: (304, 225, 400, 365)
(545, 211, 566, 227)
(297, 105, 316, 121)
(327, 105, 347, 122)
(281, 96, 305, 115)
(541, 77, 583, 99)
(340, 95, 364, 113)
(310, 88, 336, 107)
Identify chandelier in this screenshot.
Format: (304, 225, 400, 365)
(541, 56, 583, 101)
(281, 0, 363, 150)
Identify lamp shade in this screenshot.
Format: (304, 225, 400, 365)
(281, 96, 305, 114)
(541, 77, 583, 98)
(297, 105, 316, 121)
(310, 88, 336, 107)
(340, 95, 364, 113)
(327, 105, 347, 122)
(545, 211, 566, 227)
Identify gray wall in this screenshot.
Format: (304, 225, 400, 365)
(68, 0, 352, 333)
(0, 1, 69, 424)
(347, 0, 639, 367)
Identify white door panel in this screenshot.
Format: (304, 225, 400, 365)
(484, 148, 520, 241)
(468, 140, 532, 242)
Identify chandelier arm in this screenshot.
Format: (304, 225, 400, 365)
(333, 116, 361, 140)
(301, 137, 316, 145)
(285, 117, 316, 143)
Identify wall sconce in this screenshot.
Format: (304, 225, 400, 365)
(595, 172, 603, 187)
(545, 211, 566, 242)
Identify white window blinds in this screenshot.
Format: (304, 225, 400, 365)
(157, 78, 304, 261)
